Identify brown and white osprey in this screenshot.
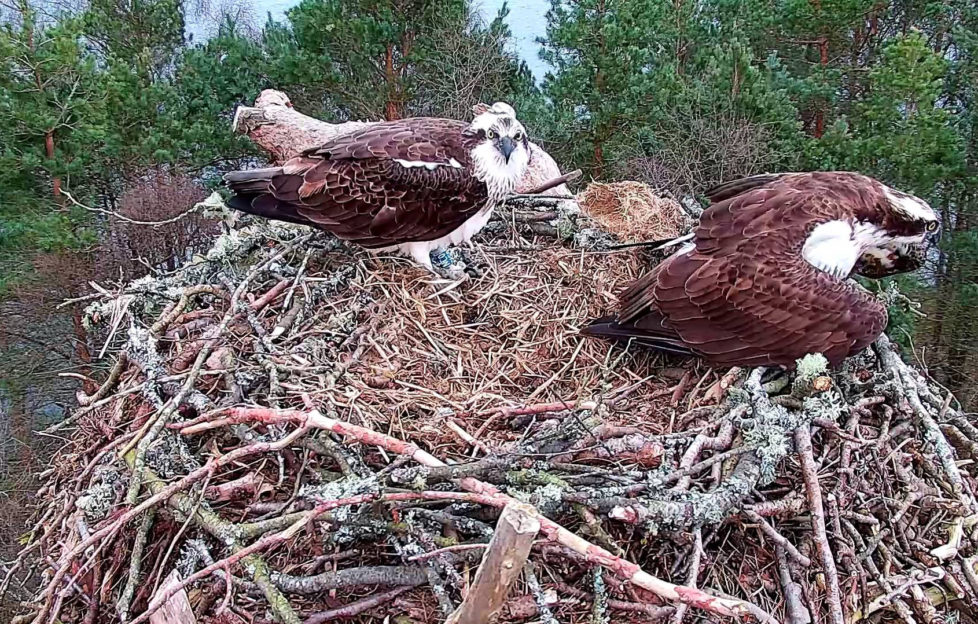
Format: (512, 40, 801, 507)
(224, 102, 530, 271)
(582, 172, 941, 368)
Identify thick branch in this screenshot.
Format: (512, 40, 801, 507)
(447, 503, 540, 624)
(795, 425, 844, 624)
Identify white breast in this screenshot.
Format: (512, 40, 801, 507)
(802, 220, 860, 278)
(469, 142, 528, 202)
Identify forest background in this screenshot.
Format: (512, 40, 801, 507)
(1, 0, 976, 557)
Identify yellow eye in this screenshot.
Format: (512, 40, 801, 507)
(926, 221, 939, 232)
(486, 129, 495, 139)
(514, 131, 524, 141)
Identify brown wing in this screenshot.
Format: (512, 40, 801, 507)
(225, 118, 488, 247)
(586, 172, 889, 367)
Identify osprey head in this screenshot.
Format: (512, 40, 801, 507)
(465, 102, 530, 197)
(853, 187, 940, 278)
(802, 182, 940, 280)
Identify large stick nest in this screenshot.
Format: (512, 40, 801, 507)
(5, 190, 978, 624)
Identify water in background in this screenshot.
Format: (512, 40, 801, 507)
(187, 0, 549, 82)
(477, 0, 549, 81)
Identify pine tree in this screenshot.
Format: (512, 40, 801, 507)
(540, 0, 801, 185)
(0, 2, 104, 205)
(268, 0, 466, 121)
(540, 0, 663, 177)
(0, 1, 103, 287)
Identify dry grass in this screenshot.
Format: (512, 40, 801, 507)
(577, 181, 692, 243)
(346, 240, 679, 452)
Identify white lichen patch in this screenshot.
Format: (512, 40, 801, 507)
(126, 325, 168, 391)
(176, 538, 212, 578)
(572, 227, 618, 250)
(206, 229, 249, 262)
(76, 465, 124, 522)
(744, 420, 792, 485)
(299, 474, 380, 530)
(506, 482, 565, 516)
(591, 568, 609, 624)
(803, 391, 845, 424)
(795, 353, 829, 381)
(145, 431, 203, 480)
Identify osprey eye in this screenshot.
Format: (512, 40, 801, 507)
(486, 129, 496, 139)
(514, 131, 524, 141)
(926, 221, 938, 232)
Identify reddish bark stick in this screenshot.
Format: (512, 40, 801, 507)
(191, 406, 775, 622)
(130, 491, 501, 624)
(33, 426, 310, 624)
(795, 425, 844, 624)
(303, 586, 414, 623)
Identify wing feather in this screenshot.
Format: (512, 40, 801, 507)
(589, 172, 890, 367)
(225, 118, 488, 247)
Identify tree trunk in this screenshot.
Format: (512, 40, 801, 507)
(814, 36, 828, 138)
(44, 130, 63, 201)
(384, 44, 402, 121)
(593, 140, 604, 180)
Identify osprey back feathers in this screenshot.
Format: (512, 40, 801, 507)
(224, 104, 531, 271)
(582, 172, 940, 368)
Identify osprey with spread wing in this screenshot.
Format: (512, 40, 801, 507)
(224, 103, 530, 271)
(583, 172, 941, 368)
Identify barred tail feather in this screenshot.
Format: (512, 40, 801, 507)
(581, 317, 695, 357)
(224, 167, 319, 228)
(226, 193, 314, 228)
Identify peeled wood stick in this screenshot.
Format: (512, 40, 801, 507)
(515, 169, 582, 195)
(191, 406, 776, 622)
(148, 570, 196, 624)
(447, 503, 540, 624)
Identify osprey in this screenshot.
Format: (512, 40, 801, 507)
(224, 102, 531, 271)
(582, 172, 941, 368)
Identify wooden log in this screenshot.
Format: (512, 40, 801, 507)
(232, 90, 374, 162)
(232, 90, 572, 196)
(150, 570, 197, 624)
(446, 502, 540, 624)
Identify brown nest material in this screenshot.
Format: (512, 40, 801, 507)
(4, 197, 978, 624)
(578, 181, 692, 243)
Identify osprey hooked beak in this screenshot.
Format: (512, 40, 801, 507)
(498, 136, 516, 162)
